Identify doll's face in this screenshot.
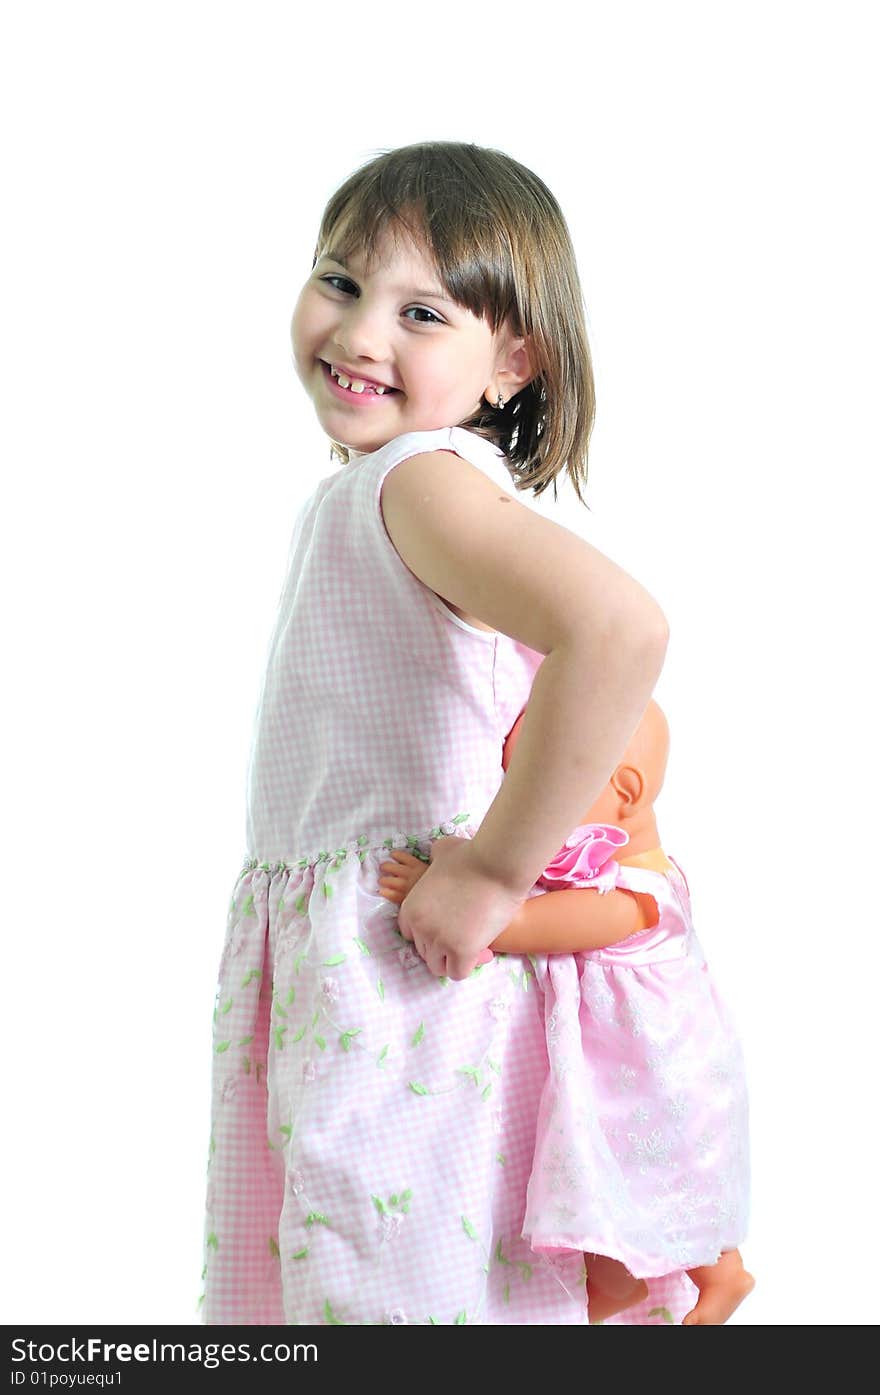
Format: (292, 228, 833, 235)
(290, 225, 527, 455)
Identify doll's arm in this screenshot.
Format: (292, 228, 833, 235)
(491, 885, 657, 955)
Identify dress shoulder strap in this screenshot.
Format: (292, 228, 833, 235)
(372, 427, 523, 500)
(611, 861, 692, 928)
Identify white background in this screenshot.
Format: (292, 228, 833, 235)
(2, 0, 877, 1326)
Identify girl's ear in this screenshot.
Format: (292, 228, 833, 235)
(500, 335, 536, 395)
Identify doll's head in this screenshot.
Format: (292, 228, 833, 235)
(503, 698, 670, 844)
(291, 141, 596, 504)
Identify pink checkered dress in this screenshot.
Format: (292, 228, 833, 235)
(200, 426, 698, 1325)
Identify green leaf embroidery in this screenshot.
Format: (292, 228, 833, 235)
(305, 1212, 330, 1227)
(451, 813, 470, 824)
(517, 1262, 533, 1280)
(401, 1189, 412, 1202)
(487, 1058, 501, 1076)
(206, 1232, 218, 1251)
(481, 1084, 492, 1101)
(376, 976, 385, 1001)
(274, 1027, 286, 1049)
(324, 1298, 345, 1325)
(454, 1311, 467, 1325)
(290, 1023, 307, 1043)
(496, 1153, 506, 1167)
(339, 1029, 362, 1051)
(214, 1041, 231, 1054)
(352, 936, 371, 955)
(311, 1009, 320, 1027)
(268, 1236, 280, 1258)
(241, 969, 261, 987)
(495, 1239, 509, 1265)
(322, 881, 333, 900)
(241, 893, 256, 917)
(313, 1034, 326, 1050)
(273, 997, 288, 1018)
(292, 1248, 308, 1260)
(372, 1194, 387, 1214)
(648, 1306, 675, 1324)
(461, 1216, 478, 1242)
(503, 1282, 510, 1303)
(237, 1034, 254, 1047)
(219, 997, 233, 1015)
(294, 892, 307, 914)
(286, 986, 296, 1005)
(279, 1124, 292, 1139)
(428, 1316, 438, 1325)
(411, 1022, 425, 1047)
(294, 952, 307, 974)
(323, 954, 347, 966)
(408, 1082, 430, 1096)
(377, 1044, 389, 1066)
(438, 976, 450, 987)
(457, 1066, 481, 1087)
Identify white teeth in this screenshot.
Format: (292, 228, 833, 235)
(330, 365, 390, 395)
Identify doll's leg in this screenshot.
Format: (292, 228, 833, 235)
(585, 1252, 649, 1323)
(682, 1249, 755, 1325)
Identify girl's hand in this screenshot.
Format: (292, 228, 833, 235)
(396, 836, 526, 981)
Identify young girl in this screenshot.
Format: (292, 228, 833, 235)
(201, 141, 683, 1326)
(377, 699, 754, 1324)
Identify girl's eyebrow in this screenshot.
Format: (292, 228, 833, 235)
(316, 249, 454, 304)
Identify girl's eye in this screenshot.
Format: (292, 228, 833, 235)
(318, 276, 444, 325)
(403, 306, 444, 325)
(320, 274, 357, 295)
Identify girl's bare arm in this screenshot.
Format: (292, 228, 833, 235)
(381, 450, 669, 900)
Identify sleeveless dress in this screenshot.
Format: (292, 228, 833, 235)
(520, 824, 750, 1290)
(200, 426, 701, 1326)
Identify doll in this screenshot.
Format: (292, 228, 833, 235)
(378, 699, 754, 1324)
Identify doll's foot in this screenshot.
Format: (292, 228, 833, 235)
(377, 849, 428, 904)
(682, 1258, 755, 1325)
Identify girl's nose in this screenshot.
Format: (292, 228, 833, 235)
(332, 298, 389, 363)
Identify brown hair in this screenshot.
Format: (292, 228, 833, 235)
(311, 142, 596, 506)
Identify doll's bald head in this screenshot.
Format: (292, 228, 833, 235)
(616, 698, 669, 808)
(502, 697, 670, 829)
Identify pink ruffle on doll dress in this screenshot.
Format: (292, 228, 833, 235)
(522, 822, 750, 1304)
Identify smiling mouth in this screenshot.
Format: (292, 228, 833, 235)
(321, 360, 399, 396)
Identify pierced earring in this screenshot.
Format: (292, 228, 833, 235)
(495, 391, 505, 410)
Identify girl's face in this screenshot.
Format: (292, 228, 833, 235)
(290, 227, 523, 454)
